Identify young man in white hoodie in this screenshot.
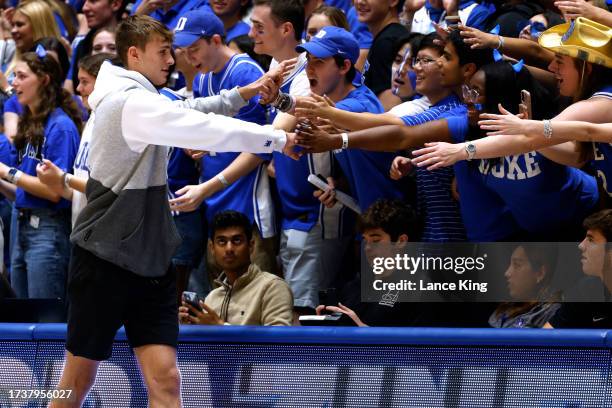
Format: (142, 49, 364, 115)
(51, 15, 296, 408)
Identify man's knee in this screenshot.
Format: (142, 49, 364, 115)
(147, 366, 181, 397)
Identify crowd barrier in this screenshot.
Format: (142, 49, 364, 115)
(1, 324, 611, 407)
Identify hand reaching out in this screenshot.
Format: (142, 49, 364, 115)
(411, 142, 466, 170)
(459, 24, 499, 49)
(315, 303, 367, 327)
(478, 104, 529, 136)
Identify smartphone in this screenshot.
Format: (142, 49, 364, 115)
(182, 291, 202, 313)
(520, 90, 532, 120)
(319, 288, 339, 310)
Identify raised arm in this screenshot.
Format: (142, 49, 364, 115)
(459, 24, 554, 68)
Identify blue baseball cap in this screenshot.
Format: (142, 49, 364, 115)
(296, 26, 359, 65)
(173, 10, 225, 48)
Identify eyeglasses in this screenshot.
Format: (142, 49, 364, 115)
(412, 57, 437, 68)
(462, 84, 480, 104)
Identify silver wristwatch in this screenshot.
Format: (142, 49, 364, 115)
(465, 142, 476, 161)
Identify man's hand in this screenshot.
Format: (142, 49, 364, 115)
(295, 121, 343, 153)
(244, 58, 298, 104)
(169, 183, 211, 212)
(389, 156, 413, 180)
(283, 132, 304, 160)
(294, 93, 335, 120)
(313, 176, 337, 208)
(183, 148, 208, 160)
(179, 300, 224, 325)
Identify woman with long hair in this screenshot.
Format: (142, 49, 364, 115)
(490, 243, 561, 328)
(0, 47, 81, 298)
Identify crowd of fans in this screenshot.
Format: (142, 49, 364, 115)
(0, 0, 611, 330)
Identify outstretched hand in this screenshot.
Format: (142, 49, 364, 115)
(294, 120, 342, 153)
(411, 142, 466, 170)
(258, 58, 298, 104)
(459, 24, 499, 50)
(478, 104, 528, 136)
(294, 93, 335, 120)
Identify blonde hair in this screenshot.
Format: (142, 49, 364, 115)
(17, 0, 62, 47)
(4, 1, 61, 77)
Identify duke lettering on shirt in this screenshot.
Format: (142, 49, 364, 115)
(479, 152, 542, 180)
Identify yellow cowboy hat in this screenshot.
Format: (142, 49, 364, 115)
(539, 17, 612, 68)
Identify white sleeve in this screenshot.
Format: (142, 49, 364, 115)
(388, 97, 431, 117)
(121, 91, 286, 154)
(173, 87, 248, 116)
(289, 70, 311, 97)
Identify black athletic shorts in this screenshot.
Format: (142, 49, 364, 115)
(66, 245, 179, 361)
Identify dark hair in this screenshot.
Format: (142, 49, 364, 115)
(309, 5, 349, 31)
(211, 210, 253, 241)
(116, 15, 173, 66)
(520, 243, 558, 286)
(413, 32, 444, 57)
(481, 61, 554, 120)
(358, 199, 418, 241)
(391, 32, 423, 60)
(32, 37, 69, 82)
(542, 11, 563, 28)
(448, 29, 494, 69)
(229, 34, 271, 71)
(584, 209, 612, 242)
(333, 54, 356, 82)
(78, 52, 113, 77)
(253, 0, 304, 42)
(14, 52, 83, 154)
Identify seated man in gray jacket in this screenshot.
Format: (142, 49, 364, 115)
(180, 210, 293, 326)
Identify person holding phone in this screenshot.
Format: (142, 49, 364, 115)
(179, 211, 293, 326)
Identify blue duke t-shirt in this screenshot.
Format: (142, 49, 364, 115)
(15, 108, 79, 210)
(446, 107, 521, 241)
(193, 53, 270, 226)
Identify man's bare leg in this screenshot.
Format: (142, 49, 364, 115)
(48, 351, 99, 408)
(134, 344, 181, 408)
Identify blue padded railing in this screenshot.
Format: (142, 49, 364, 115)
(0, 323, 610, 347)
(3, 324, 612, 407)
